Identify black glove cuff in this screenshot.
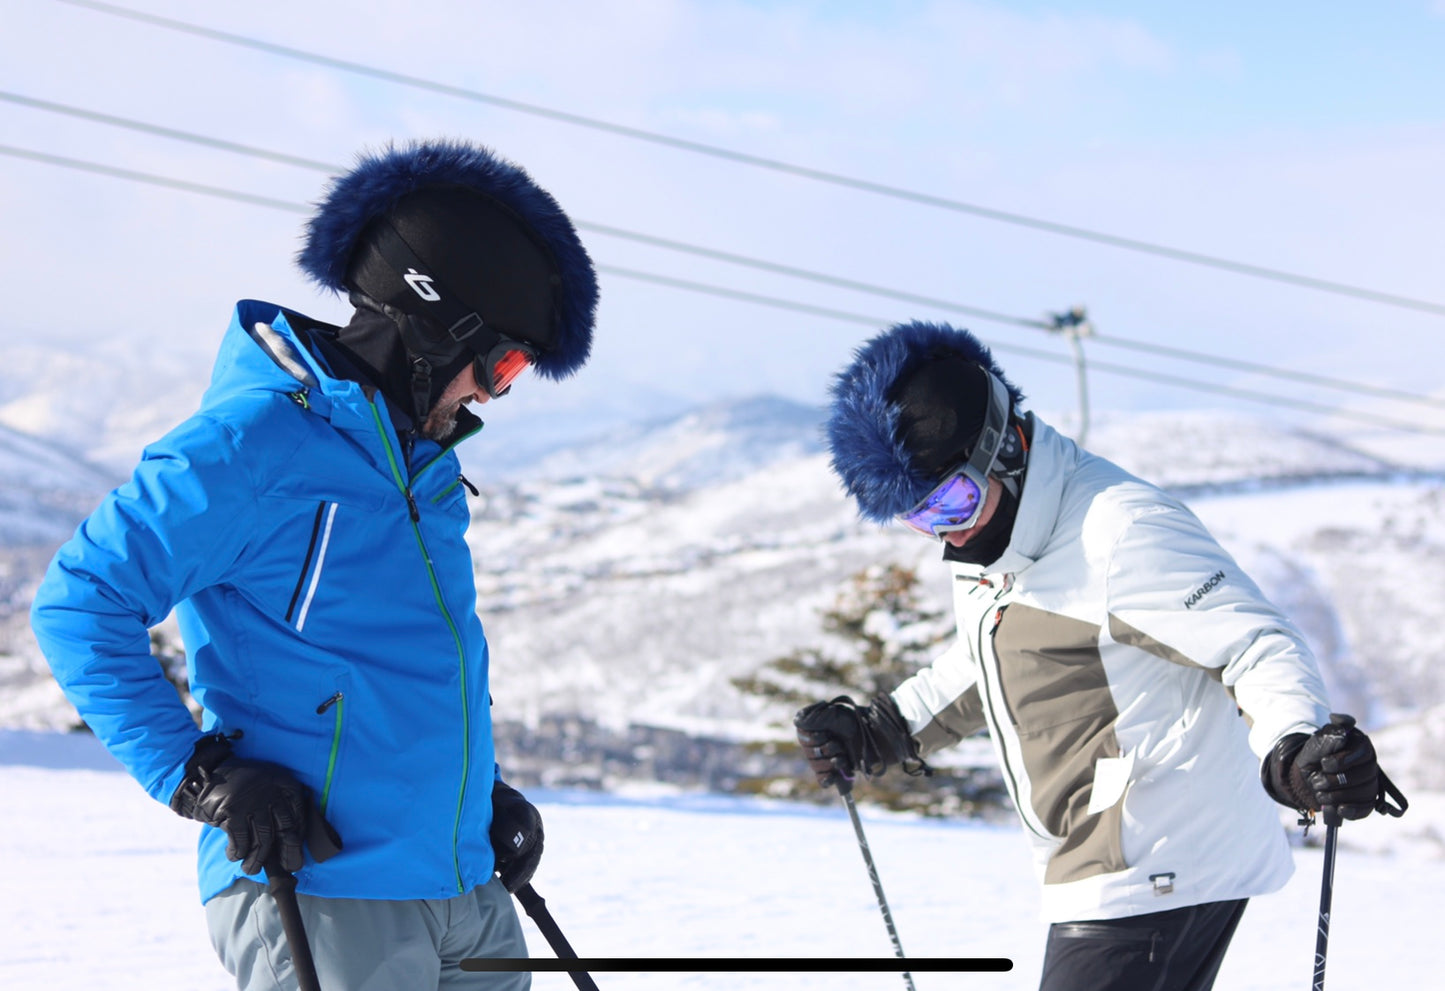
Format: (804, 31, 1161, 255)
(865, 693, 932, 778)
(1261, 732, 1311, 810)
(169, 733, 235, 817)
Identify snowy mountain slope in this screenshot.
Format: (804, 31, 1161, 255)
(1081, 409, 1407, 489)
(0, 421, 115, 546)
(0, 423, 118, 729)
(471, 394, 827, 489)
(3, 398, 1442, 800)
(0, 339, 204, 475)
(468, 404, 1445, 753)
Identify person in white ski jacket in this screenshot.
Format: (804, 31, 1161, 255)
(795, 321, 1403, 991)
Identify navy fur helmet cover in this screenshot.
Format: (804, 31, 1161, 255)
(296, 139, 597, 380)
(826, 321, 1025, 523)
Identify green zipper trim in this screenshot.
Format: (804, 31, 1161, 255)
(415, 422, 482, 483)
(432, 477, 461, 503)
(320, 695, 344, 815)
(367, 401, 475, 893)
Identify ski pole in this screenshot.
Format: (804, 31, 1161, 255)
(834, 768, 916, 991)
(1307, 712, 1410, 991)
(1310, 804, 1340, 991)
(266, 860, 323, 991)
(515, 883, 601, 991)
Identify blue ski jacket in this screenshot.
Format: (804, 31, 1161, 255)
(32, 300, 504, 903)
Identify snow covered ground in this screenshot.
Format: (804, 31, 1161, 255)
(2, 729, 1440, 991)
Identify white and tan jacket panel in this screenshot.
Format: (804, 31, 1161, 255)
(891, 417, 1330, 922)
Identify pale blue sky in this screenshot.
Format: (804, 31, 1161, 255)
(2, 0, 1442, 444)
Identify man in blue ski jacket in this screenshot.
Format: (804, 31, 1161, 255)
(30, 139, 598, 989)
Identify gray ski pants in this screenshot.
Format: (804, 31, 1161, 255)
(205, 875, 530, 990)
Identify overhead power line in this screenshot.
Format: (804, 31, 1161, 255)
(0, 91, 338, 173)
(2, 141, 1442, 439)
(0, 142, 306, 213)
(5, 88, 1443, 414)
(49, 0, 1445, 319)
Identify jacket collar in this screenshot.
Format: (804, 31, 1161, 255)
(950, 413, 1074, 578)
(206, 301, 379, 432)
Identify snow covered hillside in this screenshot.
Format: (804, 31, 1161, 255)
(0, 421, 119, 727)
(461, 402, 1445, 770)
(2, 395, 1442, 808)
(0, 338, 206, 475)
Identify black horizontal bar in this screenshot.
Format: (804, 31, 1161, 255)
(460, 957, 1013, 973)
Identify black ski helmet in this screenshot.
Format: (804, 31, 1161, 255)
(297, 139, 597, 415)
(826, 321, 1026, 523)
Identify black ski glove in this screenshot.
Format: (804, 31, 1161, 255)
(490, 780, 544, 893)
(794, 693, 928, 789)
(1262, 713, 1406, 822)
(169, 734, 342, 876)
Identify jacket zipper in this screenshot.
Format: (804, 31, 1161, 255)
(367, 400, 480, 894)
(970, 593, 1051, 840)
(432, 474, 479, 504)
(316, 691, 345, 816)
(284, 502, 328, 624)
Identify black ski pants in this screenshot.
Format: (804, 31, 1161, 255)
(1037, 898, 1247, 991)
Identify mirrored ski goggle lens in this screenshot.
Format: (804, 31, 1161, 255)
(477, 346, 534, 397)
(897, 471, 986, 537)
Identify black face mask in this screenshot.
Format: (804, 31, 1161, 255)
(941, 481, 1020, 568)
(333, 305, 471, 425)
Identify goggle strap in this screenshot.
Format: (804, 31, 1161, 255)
(965, 371, 1012, 481)
(372, 222, 498, 359)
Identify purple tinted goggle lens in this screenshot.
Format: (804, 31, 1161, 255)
(897, 470, 987, 537)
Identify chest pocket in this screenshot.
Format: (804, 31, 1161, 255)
(284, 500, 341, 632)
(266, 489, 387, 633)
(425, 474, 473, 532)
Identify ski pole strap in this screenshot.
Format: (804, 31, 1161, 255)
(1376, 768, 1408, 818)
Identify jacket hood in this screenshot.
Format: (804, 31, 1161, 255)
(296, 139, 597, 382)
(826, 321, 1025, 523)
(203, 301, 374, 427)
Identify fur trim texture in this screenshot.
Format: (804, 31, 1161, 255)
(296, 139, 597, 380)
(825, 321, 1025, 522)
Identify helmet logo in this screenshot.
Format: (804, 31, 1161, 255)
(403, 268, 441, 302)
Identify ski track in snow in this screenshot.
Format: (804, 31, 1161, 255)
(1, 731, 1440, 990)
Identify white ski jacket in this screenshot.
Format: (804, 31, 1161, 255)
(892, 415, 1330, 923)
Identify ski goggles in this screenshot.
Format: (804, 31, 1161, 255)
(474, 337, 537, 398)
(895, 371, 1012, 538)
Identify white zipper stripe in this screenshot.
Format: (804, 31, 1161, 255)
(976, 600, 1054, 840)
(295, 502, 338, 632)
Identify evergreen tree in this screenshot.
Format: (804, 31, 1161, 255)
(732, 562, 1008, 818)
(732, 562, 951, 709)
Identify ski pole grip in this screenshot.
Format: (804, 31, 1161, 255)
(831, 758, 855, 797)
(1320, 714, 1355, 828)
